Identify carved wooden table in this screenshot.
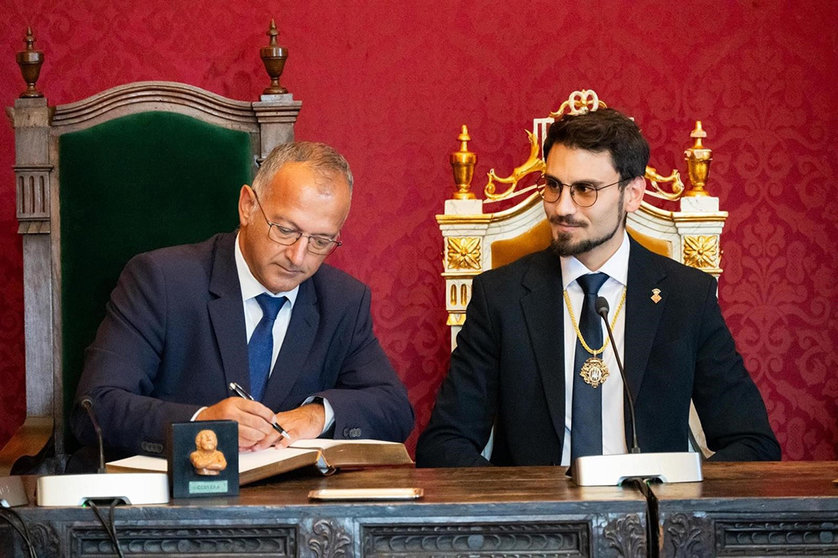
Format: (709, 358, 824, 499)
(6, 466, 649, 557)
(654, 461, 838, 557)
(8, 462, 834, 557)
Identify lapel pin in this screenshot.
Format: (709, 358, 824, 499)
(651, 288, 662, 304)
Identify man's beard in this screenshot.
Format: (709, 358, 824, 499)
(550, 221, 622, 257)
(550, 192, 626, 258)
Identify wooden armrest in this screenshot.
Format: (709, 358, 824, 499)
(0, 416, 53, 475)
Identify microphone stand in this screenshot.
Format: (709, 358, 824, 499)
(569, 297, 703, 486)
(81, 397, 106, 474)
(35, 396, 169, 506)
(596, 298, 641, 455)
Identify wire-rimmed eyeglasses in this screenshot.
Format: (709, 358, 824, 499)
(252, 191, 342, 256)
(536, 174, 627, 207)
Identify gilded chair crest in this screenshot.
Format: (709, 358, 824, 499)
(438, 89, 727, 348)
(437, 90, 725, 456)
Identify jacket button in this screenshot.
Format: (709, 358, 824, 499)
(141, 442, 164, 454)
(342, 427, 362, 439)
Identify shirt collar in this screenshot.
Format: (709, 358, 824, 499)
(560, 231, 631, 290)
(234, 232, 299, 306)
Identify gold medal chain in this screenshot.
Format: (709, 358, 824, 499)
(563, 287, 627, 355)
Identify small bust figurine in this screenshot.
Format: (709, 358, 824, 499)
(189, 429, 227, 476)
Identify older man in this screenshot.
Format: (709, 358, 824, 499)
(72, 142, 413, 457)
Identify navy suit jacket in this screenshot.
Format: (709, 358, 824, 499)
(416, 239, 780, 467)
(72, 232, 413, 455)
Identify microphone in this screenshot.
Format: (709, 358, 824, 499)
(35, 397, 169, 507)
(595, 296, 640, 454)
(80, 397, 106, 474)
(569, 296, 703, 486)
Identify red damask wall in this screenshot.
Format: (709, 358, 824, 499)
(1, 1, 835, 460)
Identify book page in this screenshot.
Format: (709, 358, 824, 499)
(289, 439, 412, 469)
(108, 454, 168, 472)
(290, 439, 401, 450)
(238, 447, 317, 472)
(108, 447, 319, 474)
(107, 440, 409, 483)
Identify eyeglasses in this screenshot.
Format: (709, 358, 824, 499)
(252, 192, 342, 256)
(536, 175, 626, 207)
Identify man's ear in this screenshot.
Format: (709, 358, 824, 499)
(623, 176, 646, 213)
(238, 185, 256, 226)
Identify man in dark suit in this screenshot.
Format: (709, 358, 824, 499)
(72, 142, 413, 457)
(416, 108, 779, 468)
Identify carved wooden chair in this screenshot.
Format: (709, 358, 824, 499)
(437, 89, 726, 457)
(1, 23, 301, 474)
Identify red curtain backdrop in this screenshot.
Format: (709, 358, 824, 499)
(1, 1, 835, 460)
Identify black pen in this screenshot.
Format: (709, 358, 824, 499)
(228, 381, 291, 440)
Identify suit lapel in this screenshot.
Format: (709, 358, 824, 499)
(261, 278, 319, 406)
(207, 233, 250, 393)
(623, 239, 667, 408)
(521, 252, 567, 443)
(519, 241, 669, 452)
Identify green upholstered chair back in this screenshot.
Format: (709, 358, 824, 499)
(5, 80, 301, 473)
(58, 111, 250, 453)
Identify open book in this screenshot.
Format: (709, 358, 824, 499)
(106, 439, 413, 486)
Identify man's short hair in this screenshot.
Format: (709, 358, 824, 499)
(542, 108, 650, 181)
(252, 141, 354, 195)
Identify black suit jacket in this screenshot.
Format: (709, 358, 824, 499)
(416, 239, 779, 467)
(72, 232, 413, 455)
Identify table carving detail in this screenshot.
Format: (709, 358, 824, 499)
(603, 513, 646, 558)
(715, 519, 838, 555)
(71, 525, 296, 555)
(30, 522, 61, 557)
(665, 513, 712, 557)
(307, 518, 352, 558)
(363, 522, 589, 556)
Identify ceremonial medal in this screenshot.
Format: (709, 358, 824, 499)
(563, 286, 626, 388)
(580, 356, 609, 388)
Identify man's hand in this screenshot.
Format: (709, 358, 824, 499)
(196, 397, 279, 450)
(250, 402, 326, 451)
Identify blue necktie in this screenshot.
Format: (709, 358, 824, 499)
(248, 294, 287, 401)
(570, 272, 609, 464)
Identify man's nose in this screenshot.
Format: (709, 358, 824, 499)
(549, 185, 577, 216)
(286, 236, 308, 266)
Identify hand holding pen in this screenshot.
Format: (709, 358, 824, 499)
(228, 382, 292, 440)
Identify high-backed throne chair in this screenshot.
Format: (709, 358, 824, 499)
(1, 22, 302, 474)
(436, 90, 726, 456)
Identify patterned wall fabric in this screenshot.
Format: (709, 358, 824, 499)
(1, 1, 835, 459)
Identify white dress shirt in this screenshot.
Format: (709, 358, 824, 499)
(234, 233, 334, 432)
(560, 232, 631, 466)
(234, 235, 297, 369)
(192, 234, 334, 432)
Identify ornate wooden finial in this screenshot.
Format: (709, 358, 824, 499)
(684, 121, 713, 197)
(260, 19, 288, 95)
(450, 125, 477, 200)
(16, 27, 45, 98)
